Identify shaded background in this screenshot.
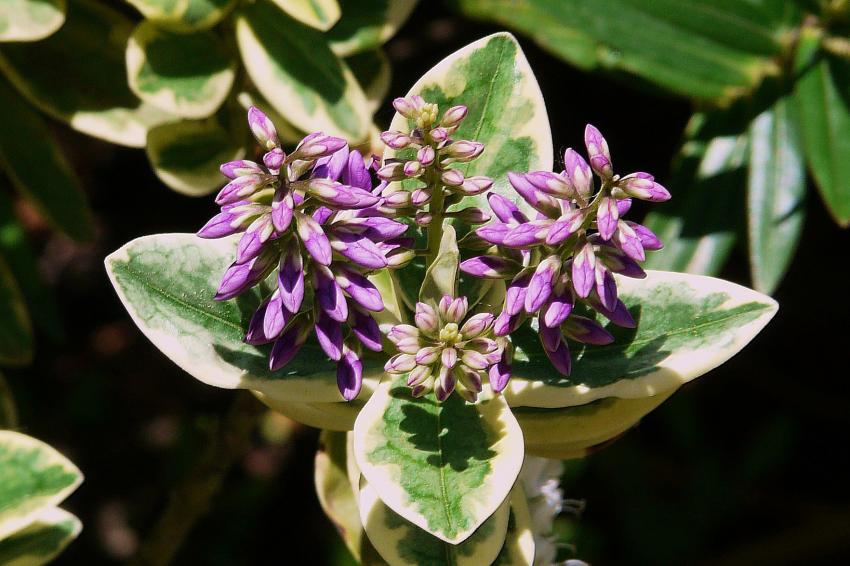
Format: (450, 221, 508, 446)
(4, 3, 850, 565)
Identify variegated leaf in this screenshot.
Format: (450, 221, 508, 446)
(328, 0, 418, 57)
(126, 0, 236, 31)
(236, 0, 371, 140)
(491, 487, 534, 566)
(419, 225, 458, 307)
(0, 431, 82, 541)
(0, 507, 81, 566)
(105, 233, 383, 403)
(0, 0, 173, 147)
(127, 22, 235, 119)
(0, 0, 65, 42)
(504, 270, 777, 408)
(269, 0, 341, 31)
(353, 381, 524, 544)
(347, 49, 391, 114)
(258, 393, 362, 431)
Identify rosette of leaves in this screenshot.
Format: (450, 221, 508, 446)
(106, 34, 778, 564)
(0, 0, 417, 198)
(451, 0, 850, 295)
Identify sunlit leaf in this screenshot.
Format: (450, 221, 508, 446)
(126, 0, 236, 31)
(347, 49, 391, 114)
(491, 487, 535, 566)
(258, 393, 361, 431)
(328, 0, 418, 56)
(269, 0, 341, 31)
(0, 507, 81, 566)
(0, 0, 65, 42)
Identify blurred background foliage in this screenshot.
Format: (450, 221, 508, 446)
(0, 0, 848, 565)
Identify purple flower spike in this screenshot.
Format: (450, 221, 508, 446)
(487, 193, 528, 225)
(337, 348, 363, 401)
(584, 124, 613, 180)
(269, 318, 310, 371)
(572, 242, 596, 298)
(595, 264, 618, 311)
(221, 160, 262, 179)
(630, 222, 663, 250)
(459, 255, 522, 279)
(315, 311, 344, 361)
(596, 196, 619, 240)
(539, 322, 562, 352)
(295, 211, 332, 266)
(342, 150, 371, 190)
(248, 106, 278, 150)
(313, 145, 350, 181)
(263, 289, 291, 339)
(546, 208, 584, 246)
(351, 307, 383, 352)
(563, 148, 593, 198)
(335, 265, 384, 312)
(545, 339, 572, 376)
(278, 243, 304, 313)
(525, 255, 560, 313)
(329, 232, 388, 269)
(543, 287, 574, 328)
(314, 265, 348, 322)
(507, 172, 560, 217)
(564, 316, 614, 345)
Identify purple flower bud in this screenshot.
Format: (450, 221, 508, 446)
(597, 246, 646, 278)
(392, 96, 420, 119)
(386, 248, 416, 268)
(394, 336, 420, 354)
(415, 211, 433, 226)
(442, 347, 458, 369)
(404, 160, 423, 177)
(440, 295, 468, 324)
(460, 255, 522, 279)
(618, 173, 671, 202)
(269, 317, 310, 371)
(441, 169, 464, 187)
(335, 265, 384, 312)
(546, 208, 585, 246)
(248, 106, 278, 150)
(460, 313, 494, 339)
(417, 146, 436, 166)
(337, 217, 408, 241)
(539, 321, 562, 352)
(442, 140, 484, 161)
(460, 176, 493, 195)
(197, 204, 250, 239)
(589, 297, 635, 328)
(507, 172, 561, 218)
(313, 145, 350, 181)
(488, 357, 512, 393)
(596, 196, 619, 240)
(313, 265, 348, 322)
(441, 105, 468, 128)
(308, 178, 380, 209)
(385, 353, 416, 373)
(451, 207, 491, 224)
(564, 316, 614, 345)
(563, 148, 593, 198)
(214, 250, 276, 301)
(313, 205, 333, 225)
(329, 232, 388, 269)
(629, 221, 663, 250)
(455, 367, 482, 401)
(263, 148, 285, 171)
(387, 324, 419, 343)
(295, 134, 347, 160)
(543, 288, 574, 328)
(245, 299, 273, 345)
(337, 347, 363, 401)
(235, 215, 273, 264)
(525, 255, 561, 313)
(584, 124, 613, 180)
(407, 365, 432, 387)
(487, 193, 529, 225)
(616, 198, 633, 216)
(380, 130, 412, 150)
(435, 365, 456, 402)
(415, 302, 439, 333)
(278, 243, 304, 314)
(595, 264, 618, 311)
(505, 270, 532, 316)
(416, 346, 441, 365)
(572, 242, 596, 298)
(430, 127, 448, 143)
(315, 310, 344, 361)
(377, 162, 406, 182)
(350, 307, 382, 351)
(295, 211, 332, 266)
(221, 160, 263, 179)
(342, 150, 371, 190)
(216, 174, 269, 205)
(271, 189, 294, 233)
(475, 222, 510, 245)
(545, 339, 572, 376)
(526, 171, 573, 198)
(411, 188, 432, 206)
(613, 221, 645, 262)
(493, 311, 521, 336)
(263, 289, 291, 339)
(382, 188, 411, 208)
(503, 221, 551, 248)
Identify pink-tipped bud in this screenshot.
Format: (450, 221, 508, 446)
(248, 106, 278, 150)
(441, 105, 468, 128)
(403, 160, 423, 177)
(441, 169, 465, 187)
(417, 146, 436, 166)
(381, 130, 412, 150)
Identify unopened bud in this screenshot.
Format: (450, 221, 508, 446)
(403, 160, 423, 177)
(460, 176, 493, 195)
(450, 207, 491, 224)
(387, 248, 415, 268)
(417, 146, 436, 166)
(430, 127, 448, 143)
(441, 140, 484, 162)
(441, 169, 464, 187)
(377, 162, 406, 181)
(263, 148, 285, 171)
(381, 130, 412, 150)
(441, 105, 468, 128)
(248, 106, 279, 150)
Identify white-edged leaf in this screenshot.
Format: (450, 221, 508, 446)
(236, 0, 371, 140)
(0, 507, 81, 566)
(0, 431, 82, 540)
(347, 49, 391, 113)
(504, 270, 777, 408)
(269, 0, 341, 31)
(257, 393, 361, 431)
(353, 380, 524, 544)
(105, 233, 382, 403)
(0, 0, 65, 42)
(419, 225, 458, 306)
(328, 0, 418, 57)
(126, 0, 237, 31)
(491, 486, 534, 566)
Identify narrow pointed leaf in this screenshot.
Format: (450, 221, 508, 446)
(0, 0, 65, 42)
(0, 507, 81, 566)
(146, 118, 244, 196)
(504, 270, 777, 408)
(746, 96, 805, 294)
(0, 77, 93, 242)
(270, 0, 341, 31)
(0, 0, 173, 147)
(105, 233, 382, 403)
(0, 254, 31, 367)
(126, 0, 237, 31)
(236, 0, 371, 140)
(359, 479, 510, 566)
(328, 0, 418, 56)
(353, 381, 524, 544)
(0, 431, 82, 540)
(384, 32, 552, 215)
(419, 225, 458, 306)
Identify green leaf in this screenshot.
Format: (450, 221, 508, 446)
(126, 0, 236, 31)
(504, 270, 777, 408)
(746, 96, 805, 294)
(347, 49, 391, 114)
(269, 0, 341, 31)
(453, 0, 788, 103)
(127, 22, 236, 119)
(491, 487, 535, 566)
(359, 479, 510, 566)
(328, 0, 418, 57)
(0, 0, 173, 148)
(257, 393, 362, 431)
(145, 118, 243, 196)
(353, 381, 524, 544)
(516, 392, 674, 459)
(236, 0, 371, 140)
(0, 253, 32, 367)
(643, 115, 748, 275)
(0, 507, 81, 566)
(795, 45, 850, 226)
(0, 76, 93, 242)
(0, 0, 65, 42)
(105, 233, 382, 403)
(385, 32, 553, 215)
(0, 431, 82, 540)
(419, 225, 458, 306)
(0, 373, 17, 428)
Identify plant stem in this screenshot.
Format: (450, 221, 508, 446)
(129, 391, 265, 566)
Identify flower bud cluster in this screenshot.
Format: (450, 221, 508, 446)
(460, 125, 669, 384)
(385, 295, 505, 402)
(377, 96, 493, 225)
(199, 107, 412, 400)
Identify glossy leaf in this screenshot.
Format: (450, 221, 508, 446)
(127, 22, 235, 119)
(328, 0, 418, 56)
(504, 270, 777, 408)
(236, 0, 371, 140)
(0, 0, 65, 42)
(643, 115, 748, 275)
(105, 233, 382, 403)
(795, 46, 850, 226)
(0, 77, 93, 242)
(0, 0, 172, 147)
(359, 479, 510, 566)
(747, 96, 805, 294)
(491, 487, 535, 566)
(0, 507, 81, 566)
(347, 49, 391, 113)
(270, 0, 341, 31)
(454, 0, 788, 103)
(126, 0, 236, 31)
(385, 32, 552, 215)
(419, 225, 458, 306)
(145, 118, 243, 196)
(0, 431, 82, 541)
(0, 254, 31, 367)
(353, 381, 524, 544)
